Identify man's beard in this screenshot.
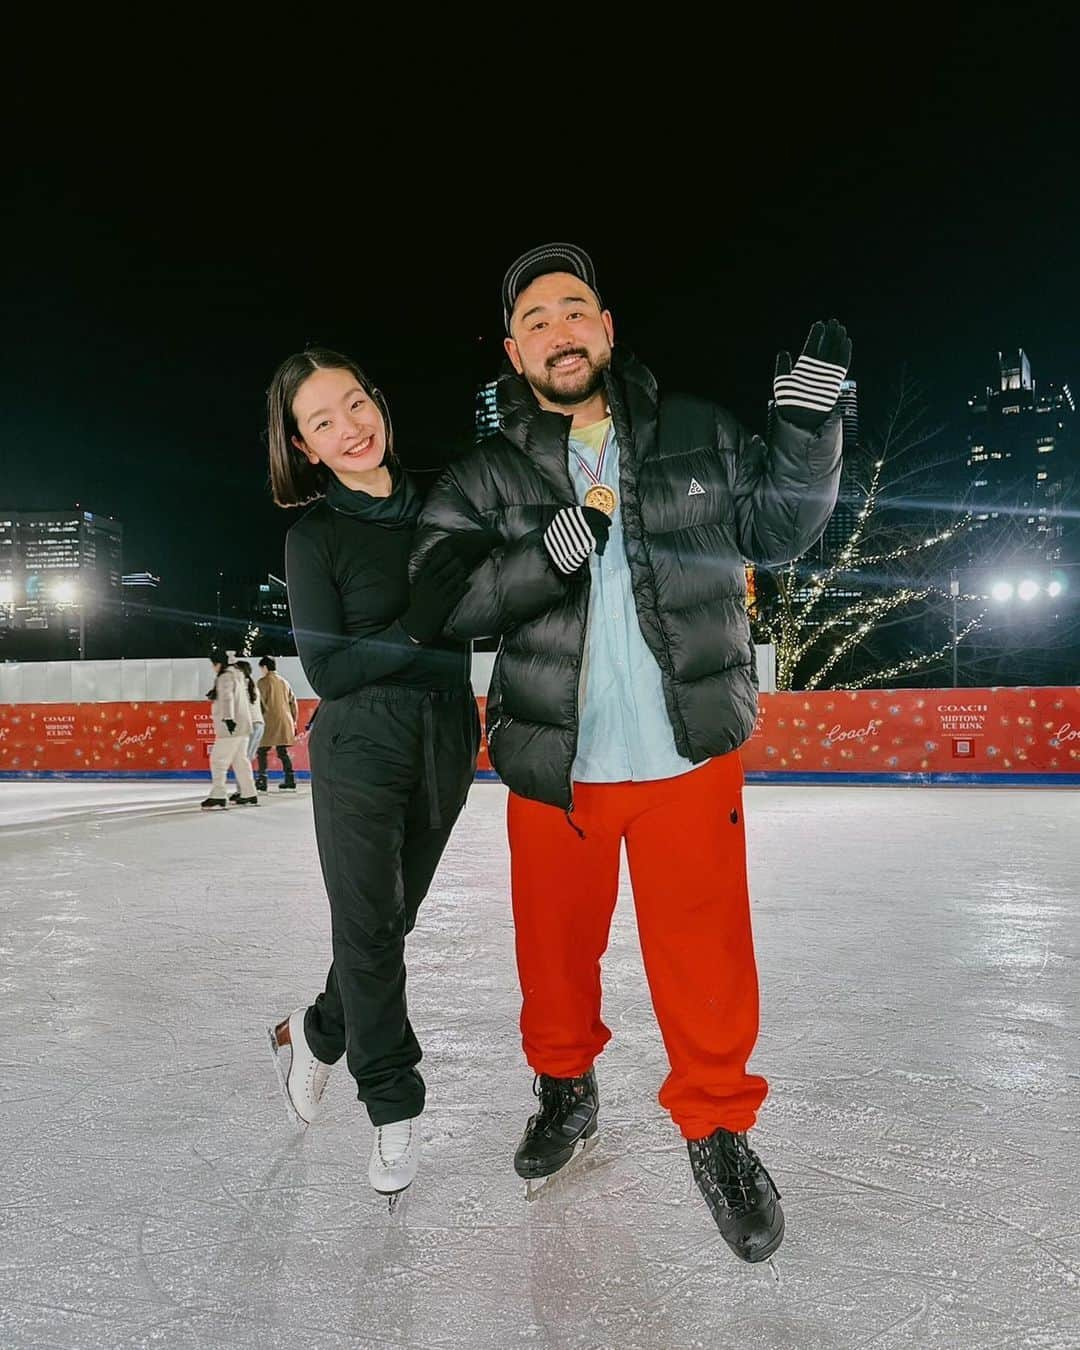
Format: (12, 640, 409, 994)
(526, 346, 611, 407)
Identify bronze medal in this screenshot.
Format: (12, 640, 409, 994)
(584, 483, 617, 516)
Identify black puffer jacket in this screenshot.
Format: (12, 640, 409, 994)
(413, 347, 841, 809)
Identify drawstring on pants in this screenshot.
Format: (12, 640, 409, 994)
(565, 807, 586, 839)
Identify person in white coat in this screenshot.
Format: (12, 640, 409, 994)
(202, 650, 259, 810)
(230, 659, 265, 803)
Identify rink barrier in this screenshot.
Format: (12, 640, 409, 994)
(0, 647, 777, 704)
(6, 770, 1078, 787)
(2, 685, 1079, 784)
(741, 686, 1080, 783)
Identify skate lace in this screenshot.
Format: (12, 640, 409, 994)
(695, 1133, 780, 1215)
(377, 1118, 414, 1166)
(307, 1058, 330, 1104)
(533, 1073, 590, 1131)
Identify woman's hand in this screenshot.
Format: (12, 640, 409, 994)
(401, 539, 470, 644)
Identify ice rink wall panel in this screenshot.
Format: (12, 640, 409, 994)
(1, 659, 1078, 784)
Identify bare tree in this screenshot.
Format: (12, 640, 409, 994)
(753, 373, 985, 691)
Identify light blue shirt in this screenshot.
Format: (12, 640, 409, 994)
(568, 422, 704, 784)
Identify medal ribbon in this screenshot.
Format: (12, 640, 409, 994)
(569, 424, 613, 489)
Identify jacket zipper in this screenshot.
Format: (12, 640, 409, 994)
(610, 409, 692, 762)
(565, 562, 591, 834)
(486, 714, 510, 750)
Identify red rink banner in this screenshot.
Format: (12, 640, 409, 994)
(2, 689, 1079, 782)
(0, 701, 319, 776)
(738, 687, 1080, 781)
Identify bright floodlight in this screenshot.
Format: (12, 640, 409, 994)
(1047, 580, 1063, 598)
(1017, 579, 1039, 601)
(990, 581, 1014, 602)
(0, 578, 13, 605)
(52, 580, 78, 605)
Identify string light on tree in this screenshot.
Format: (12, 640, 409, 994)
(841, 617, 983, 690)
(754, 374, 982, 691)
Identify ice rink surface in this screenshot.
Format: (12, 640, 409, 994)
(1, 778, 1077, 1350)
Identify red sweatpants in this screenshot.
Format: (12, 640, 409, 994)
(507, 752, 768, 1140)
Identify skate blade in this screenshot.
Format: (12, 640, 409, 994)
(747, 1212, 785, 1276)
(744, 1225, 784, 1284)
(266, 1025, 309, 1134)
(524, 1130, 600, 1203)
(371, 1184, 411, 1216)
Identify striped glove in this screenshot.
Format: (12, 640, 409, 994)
(543, 505, 611, 575)
(773, 319, 851, 430)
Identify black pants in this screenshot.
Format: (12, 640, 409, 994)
(303, 685, 480, 1125)
(256, 745, 294, 784)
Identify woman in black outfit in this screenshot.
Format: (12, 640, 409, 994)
(265, 348, 493, 1205)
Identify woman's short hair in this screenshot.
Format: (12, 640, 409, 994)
(266, 347, 394, 508)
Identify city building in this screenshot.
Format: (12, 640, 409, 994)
(965, 349, 1075, 562)
(254, 573, 289, 626)
(214, 571, 294, 656)
(0, 509, 122, 658)
(474, 379, 499, 441)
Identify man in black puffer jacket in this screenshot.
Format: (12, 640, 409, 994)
(413, 243, 848, 1263)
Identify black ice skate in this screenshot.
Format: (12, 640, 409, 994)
(514, 1070, 599, 1200)
(687, 1128, 784, 1264)
(200, 797, 228, 810)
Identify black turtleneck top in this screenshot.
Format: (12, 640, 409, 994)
(284, 468, 469, 700)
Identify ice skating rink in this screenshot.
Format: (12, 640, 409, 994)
(2, 778, 1077, 1350)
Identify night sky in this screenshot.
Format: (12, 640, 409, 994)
(3, 33, 1077, 625)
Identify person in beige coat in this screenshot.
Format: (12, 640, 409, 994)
(256, 656, 299, 791)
